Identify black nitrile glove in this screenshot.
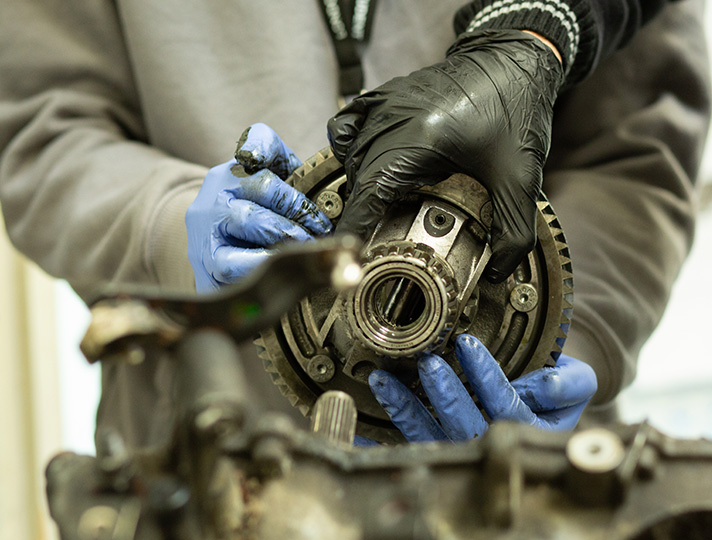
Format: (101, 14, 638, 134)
(327, 30, 564, 282)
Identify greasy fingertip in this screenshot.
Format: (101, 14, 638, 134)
(417, 354, 447, 378)
(455, 334, 488, 361)
(368, 370, 401, 409)
(485, 190, 538, 283)
(484, 250, 522, 283)
(484, 265, 508, 284)
(333, 192, 385, 240)
(417, 354, 488, 441)
(235, 126, 252, 155)
(368, 369, 390, 389)
(368, 370, 448, 442)
(235, 123, 301, 178)
(333, 212, 375, 239)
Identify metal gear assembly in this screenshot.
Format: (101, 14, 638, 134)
(256, 148, 573, 443)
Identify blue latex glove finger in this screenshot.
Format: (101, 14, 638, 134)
(209, 246, 270, 284)
(418, 355, 488, 441)
(186, 124, 333, 293)
(235, 122, 303, 179)
(511, 355, 598, 412)
(353, 435, 380, 447)
(368, 370, 448, 442)
(203, 201, 317, 286)
(219, 199, 316, 246)
(227, 167, 332, 236)
(456, 334, 595, 431)
(535, 401, 591, 431)
(456, 334, 539, 426)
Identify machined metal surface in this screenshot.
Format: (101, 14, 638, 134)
(256, 148, 574, 442)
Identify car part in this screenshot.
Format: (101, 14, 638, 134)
(46, 238, 712, 540)
(256, 148, 573, 442)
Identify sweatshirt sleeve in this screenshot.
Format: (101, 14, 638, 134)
(541, 1, 710, 404)
(454, 0, 678, 84)
(0, 0, 205, 301)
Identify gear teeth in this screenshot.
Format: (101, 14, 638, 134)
(297, 403, 311, 416)
(254, 336, 308, 418)
(286, 147, 332, 188)
(536, 195, 574, 366)
(254, 336, 267, 355)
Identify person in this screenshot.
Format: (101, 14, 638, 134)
(0, 1, 707, 448)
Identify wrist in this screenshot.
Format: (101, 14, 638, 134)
(452, 0, 596, 82)
(522, 30, 562, 65)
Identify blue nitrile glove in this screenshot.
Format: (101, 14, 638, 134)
(369, 334, 597, 442)
(186, 123, 332, 293)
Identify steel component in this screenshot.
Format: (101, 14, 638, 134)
(306, 355, 336, 383)
(347, 241, 458, 357)
(315, 190, 344, 220)
(567, 428, 627, 474)
(310, 391, 358, 446)
(510, 283, 539, 312)
(257, 148, 574, 442)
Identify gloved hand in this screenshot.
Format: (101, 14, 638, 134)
(369, 334, 597, 442)
(186, 123, 332, 293)
(328, 30, 564, 282)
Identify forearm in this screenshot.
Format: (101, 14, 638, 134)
(0, 0, 204, 299)
(455, 0, 676, 84)
(1, 118, 204, 299)
(542, 0, 709, 403)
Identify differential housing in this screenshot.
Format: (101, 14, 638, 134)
(256, 148, 573, 443)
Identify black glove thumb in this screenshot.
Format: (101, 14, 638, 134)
(485, 165, 541, 283)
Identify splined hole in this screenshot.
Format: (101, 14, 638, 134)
(374, 277, 427, 329)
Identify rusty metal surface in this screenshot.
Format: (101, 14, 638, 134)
(47, 237, 712, 540)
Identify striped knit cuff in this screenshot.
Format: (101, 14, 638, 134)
(454, 0, 598, 85)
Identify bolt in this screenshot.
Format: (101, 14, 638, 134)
(315, 190, 344, 219)
(567, 429, 626, 473)
(510, 283, 538, 312)
(307, 355, 336, 383)
(424, 207, 455, 237)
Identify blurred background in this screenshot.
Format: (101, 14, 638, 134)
(2, 17, 712, 540)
